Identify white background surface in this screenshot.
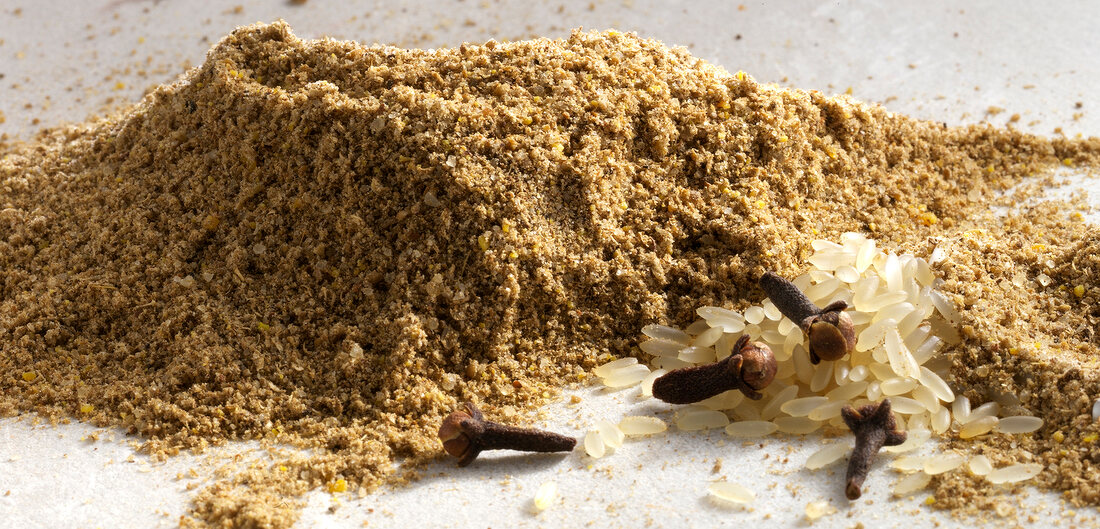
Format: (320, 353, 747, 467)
(1, 1, 1098, 528)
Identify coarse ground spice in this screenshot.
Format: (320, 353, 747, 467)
(1, 21, 1098, 527)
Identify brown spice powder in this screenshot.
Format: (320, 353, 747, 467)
(1, 22, 1099, 527)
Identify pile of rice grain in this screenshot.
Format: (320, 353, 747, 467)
(595, 234, 1047, 499)
(1, 22, 1099, 527)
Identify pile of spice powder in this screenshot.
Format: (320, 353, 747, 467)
(1, 22, 1098, 527)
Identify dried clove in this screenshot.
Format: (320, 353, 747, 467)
(651, 335, 777, 404)
(759, 271, 855, 363)
(438, 402, 576, 466)
(841, 399, 907, 500)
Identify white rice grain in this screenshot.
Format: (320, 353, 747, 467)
(868, 362, 895, 382)
(775, 358, 797, 380)
(931, 406, 951, 434)
(708, 481, 754, 504)
(896, 309, 925, 339)
(880, 377, 918, 396)
(847, 365, 870, 382)
(808, 401, 847, 421)
(584, 430, 605, 458)
(640, 368, 667, 397)
(762, 299, 782, 320)
(641, 324, 692, 345)
(714, 333, 737, 360)
(995, 416, 1043, 434)
(888, 397, 925, 415)
(732, 401, 763, 421)
(890, 455, 926, 473)
(914, 257, 934, 286)
(678, 346, 715, 364)
(692, 326, 725, 348)
(929, 245, 947, 264)
(873, 301, 915, 326)
(593, 357, 637, 378)
(884, 253, 903, 292)
(918, 366, 954, 403)
(725, 420, 778, 438)
(804, 500, 836, 521)
(532, 481, 557, 512)
(811, 239, 845, 251)
(601, 364, 651, 388)
(928, 289, 962, 324)
(652, 355, 690, 372)
(860, 290, 909, 313)
(618, 416, 668, 436)
(806, 277, 843, 304)
(959, 416, 999, 439)
(805, 443, 851, 470)
(596, 419, 625, 448)
(810, 361, 834, 392)
(685, 319, 711, 335)
(807, 249, 851, 272)
(855, 239, 877, 272)
(968, 455, 993, 476)
(910, 336, 946, 365)
(777, 317, 798, 336)
(848, 310, 873, 326)
(923, 453, 965, 474)
(929, 318, 962, 345)
(745, 306, 765, 325)
(884, 429, 931, 454)
(834, 265, 860, 283)
(965, 402, 1001, 424)
(952, 395, 971, 424)
(892, 472, 932, 496)
(911, 386, 941, 413)
(698, 390, 745, 411)
(852, 275, 879, 311)
(856, 318, 894, 352)
(781, 396, 830, 417)
(987, 463, 1043, 484)
(761, 385, 800, 421)
(761, 329, 786, 345)
(866, 381, 883, 401)
(908, 412, 930, 432)
(884, 328, 920, 378)
(834, 361, 851, 385)
(778, 331, 800, 362)
(907, 329, 937, 362)
(639, 339, 684, 357)
(773, 416, 822, 435)
(696, 306, 746, 333)
(827, 381, 869, 402)
(742, 323, 763, 340)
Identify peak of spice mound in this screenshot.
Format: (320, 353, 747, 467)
(2, 21, 1100, 527)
